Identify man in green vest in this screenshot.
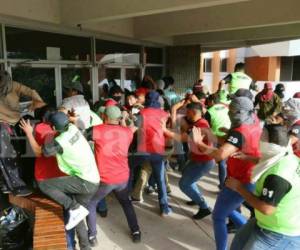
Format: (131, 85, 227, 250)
(20, 112, 100, 250)
(205, 93, 231, 188)
(226, 124, 300, 250)
(218, 63, 255, 95)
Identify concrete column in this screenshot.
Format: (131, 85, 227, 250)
(227, 49, 236, 73)
(212, 51, 221, 92)
(166, 45, 201, 93)
(268, 57, 281, 81)
(199, 54, 204, 80)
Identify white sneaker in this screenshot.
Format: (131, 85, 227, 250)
(65, 205, 89, 230)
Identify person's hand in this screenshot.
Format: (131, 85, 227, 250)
(231, 151, 249, 160)
(225, 177, 243, 192)
(192, 126, 205, 145)
(269, 115, 283, 125)
(19, 119, 33, 135)
(219, 127, 229, 134)
(68, 108, 78, 123)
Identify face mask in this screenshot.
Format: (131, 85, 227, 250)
(278, 91, 285, 98)
(112, 96, 122, 102)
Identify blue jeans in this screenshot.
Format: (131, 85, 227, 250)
(96, 198, 107, 212)
(218, 159, 227, 188)
(64, 210, 76, 250)
(213, 184, 255, 250)
(129, 153, 170, 212)
(231, 218, 300, 250)
(179, 160, 214, 209)
(87, 182, 139, 237)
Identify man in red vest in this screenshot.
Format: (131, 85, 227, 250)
(86, 106, 141, 246)
(131, 91, 172, 216)
(192, 91, 262, 250)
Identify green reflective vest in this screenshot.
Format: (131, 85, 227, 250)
(255, 154, 300, 236)
(218, 90, 231, 105)
(229, 72, 252, 94)
(55, 124, 100, 184)
(207, 104, 231, 137)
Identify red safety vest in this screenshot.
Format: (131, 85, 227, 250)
(138, 108, 168, 154)
(227, 118, 262, 183)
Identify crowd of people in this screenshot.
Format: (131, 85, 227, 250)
(0, 62, 300, 250)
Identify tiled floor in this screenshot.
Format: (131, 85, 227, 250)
(93, 169, 239, 250)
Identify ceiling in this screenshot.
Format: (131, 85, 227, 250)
(0, 0, 300, 50)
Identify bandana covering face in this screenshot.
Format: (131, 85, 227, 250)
(0, 71, 13, 98)
(229, 96, 255, 128)
(260, 82, 274, 102)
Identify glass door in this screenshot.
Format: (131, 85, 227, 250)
(61, 67, 92, 104)
(11, 66, 56, 111)
(124, 67, 140, 91)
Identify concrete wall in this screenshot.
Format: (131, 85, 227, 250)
(166, 45, 201, 93)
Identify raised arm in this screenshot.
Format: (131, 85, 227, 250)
(19, 119, 42, 157)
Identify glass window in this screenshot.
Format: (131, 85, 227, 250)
(61, 68, 92, 103)
(292, 56, 300, 80)
(11, 67, 56, 107)
(145, 67, 163, 81)
(125, 68, 140, 91)
(145, 47, 163, 64)
(220, 58, 227, 72)
(6, 27, 91, 60)
(96, 39, 140, 64)
(203, 58, 212, 73)
(98, 67, 121, 88)
(280, 57, 293, 81)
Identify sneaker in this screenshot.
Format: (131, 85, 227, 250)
(186, 200, 197, 206)
(15, 188, 32, 197)
(160, 206, 173, 217)
(193, 208, 211, 220)
(131, 196, 143, 204)
(1, 185, 12, 194)
(88, 235, 98, 247)
(65, 205, 89, 230)
(227, 221, 237, 234)
(96, 209, 108, 218)
(145, 186, 155, 195)
(131, 231, 141, 243)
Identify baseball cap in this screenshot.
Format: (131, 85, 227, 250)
(105, 99, 118, 107)
(105, 106, 122, 120)
(49, 112, 69, 132)
(293, 92, 300, 99)
(64, 81, 83, 93)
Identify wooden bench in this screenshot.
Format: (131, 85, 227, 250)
(9, 194, 67, 250)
